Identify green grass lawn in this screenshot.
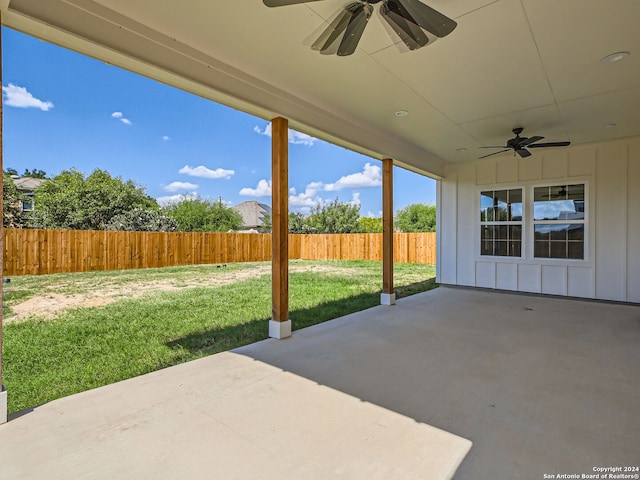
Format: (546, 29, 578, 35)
(2, 260, 436, 413)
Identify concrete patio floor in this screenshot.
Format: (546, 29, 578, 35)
(1, 286, 638, 479)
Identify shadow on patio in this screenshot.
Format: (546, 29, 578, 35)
(0, 286, 638, 479)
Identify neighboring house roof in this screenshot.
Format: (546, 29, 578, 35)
(232, 201, 271, 230)
(12, 176, 46, 192)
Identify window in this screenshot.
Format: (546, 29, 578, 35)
(20, 196, 34, 212)
(480, 189, 522, 257)
(533, 184, 585, 259)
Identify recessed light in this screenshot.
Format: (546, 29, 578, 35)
(604, 122, 617, 128)
(601, 51, 630, 64)
(395, 110, 409, 117)
(456, 147, 467, 152)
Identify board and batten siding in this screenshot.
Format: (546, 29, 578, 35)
(437, 136, 640, 303)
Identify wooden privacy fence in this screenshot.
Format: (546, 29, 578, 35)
(2, 229, 436, 276)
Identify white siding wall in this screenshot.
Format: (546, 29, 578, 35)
(437, 137, 640, 302)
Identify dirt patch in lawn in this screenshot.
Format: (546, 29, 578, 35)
(6, 263, 366, 322)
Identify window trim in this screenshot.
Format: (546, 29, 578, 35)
(20, 194, 35, 212)
(527, 181, 589, 263)
(477, 180, 590, 263)
(479, 187, 524, 259)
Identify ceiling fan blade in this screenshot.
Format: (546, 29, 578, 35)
(337, 3, 373, 56)
(312, 5, 354, 54)
(380, 1, 429, 50)
(394, 0, 457, 37)
(516, 148, 532, 158)
(528, 141, 571, 148)
(263, 0, 323, 6)
(519, 135, 544, 147)
(478, 149, 510, 159)
(479, 145, 508, 149)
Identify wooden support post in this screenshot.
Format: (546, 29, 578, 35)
(269, 117, 291, 339)
(0, 12, 7, 423)
(381, 158, 395, 305)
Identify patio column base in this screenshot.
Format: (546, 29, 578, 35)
(381, 293, 396, 306)
(1, 385, 7, 425)
(269, 319, 292, 340)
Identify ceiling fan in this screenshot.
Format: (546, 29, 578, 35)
(263, 0, 457, 56)
(478, 127, 571, 159)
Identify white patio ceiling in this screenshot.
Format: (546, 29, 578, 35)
(3, 0, 640, 178)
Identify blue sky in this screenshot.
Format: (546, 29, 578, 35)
(2, 27, 435, 216)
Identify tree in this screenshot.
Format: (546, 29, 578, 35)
(29, 168, 158, 230)
(395, 203, 436, 232)
(105, 207, 177, 232)
(162, 197, 243, 232)
(2, 173, 26, 228)
(3, 168, 18, 176)
(288, 211, 315, 234)
(258, 213, 272, 233)
(23, 168, 47, 179)
(308, 198, 360, 233)
(357, 216, 383, 233)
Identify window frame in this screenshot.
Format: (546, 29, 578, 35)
(477, 181, 589, 263)
(20, 194, 35, 212)
(478, 187, 524, 259)
(529, 182, 587, 262)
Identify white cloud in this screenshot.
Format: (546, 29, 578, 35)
(162, 136, 170, 141)
(289, 181, 325, 207)
(2, 84, 54, 111)
(347, 192, 361, 207)
(287, 164, 379, 210)
(239, 179, 272, 197)
(179, 165, 235, 179)
(156, 193, 198, 206)
(111, 111, 132, 125)
(254, 124, 317, 146)
(164, 181, 199, 192)
(324, 163, 381, 191)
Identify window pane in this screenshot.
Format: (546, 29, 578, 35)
(567, 184, 584, 200)
(534, 240, 549, 258)
(550, 224, 569, 241)
(567, 225, 584, 240)
(534, 224, 551, 241)
(509, 240, 521, 257)
(568, 242, 584, 259)
(534, 186, 549, 202)
(481, 225, 494, 241)
(508, 189, 523, 220)
(495, 241, 508, 256)
(550, 242, 567, 258)
(509, 225, 521, 240)
(496, 225, 508, 240)
(481, 240, 494, 256)
(495, 190, 508, 221)
(481, 191, 494, 222)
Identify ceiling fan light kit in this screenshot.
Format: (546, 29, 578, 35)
(478, 127, 571, 159)
(263, 0, 457, 56)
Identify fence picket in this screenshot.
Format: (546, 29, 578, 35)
(2, 229, 436, 276)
